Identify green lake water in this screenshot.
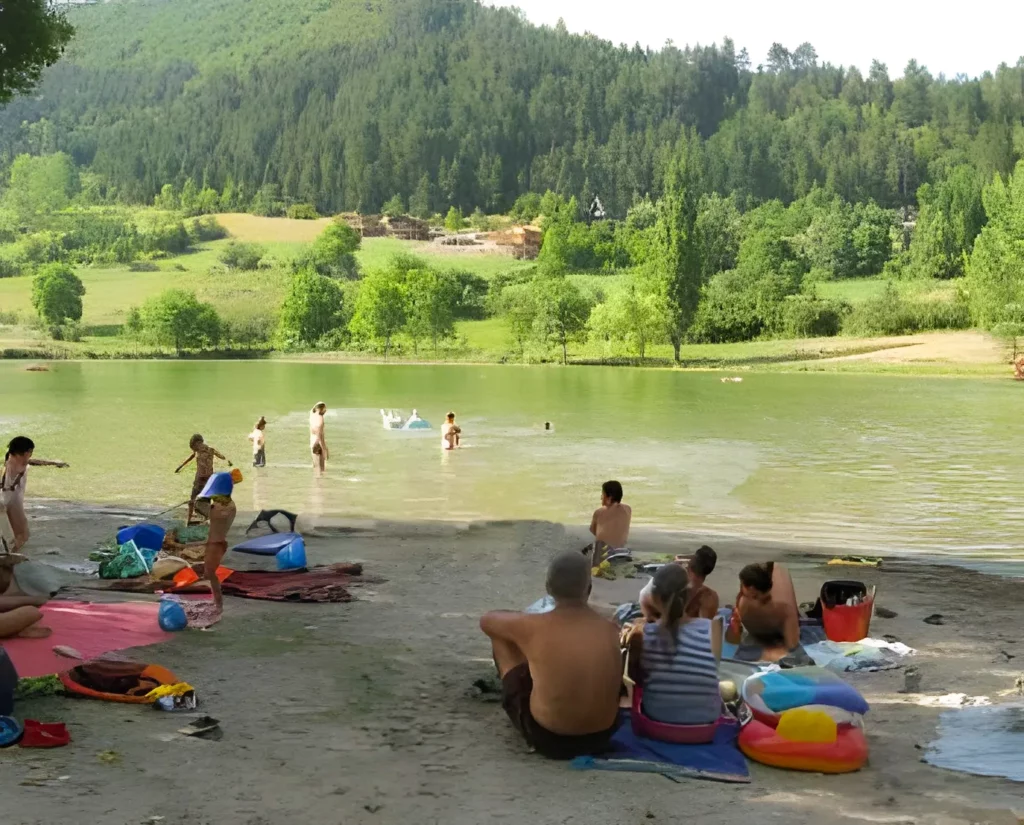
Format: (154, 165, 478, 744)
(2, 360, 1022, 562)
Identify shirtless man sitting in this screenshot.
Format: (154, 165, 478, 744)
(725, 561, 800, 662)
(587, 480, 631, 565)
(480, 552, 622, 759)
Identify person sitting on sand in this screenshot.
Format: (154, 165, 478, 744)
(2, 436, 69, 553)
(480, 552, 621, 759)
(725, 561, 800, 662)
(248, 417, 267, 468)
(0, 561, 50, 638)
(310, 402, 329, 474)
(626, 564, 722, 725)
(640, 545, 720, 621)
(175, 434, 232, 525)
(587, 480, 631, 565)
(195, 472, 237, 618)
(441, 411, 461, 450)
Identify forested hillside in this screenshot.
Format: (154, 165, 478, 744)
(2, 0, 1021, 217)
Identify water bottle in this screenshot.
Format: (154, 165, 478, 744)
(158, 593, 188, 632)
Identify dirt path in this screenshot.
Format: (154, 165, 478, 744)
(4, 511, 1023, 824)
(817, 331, 1003, 365)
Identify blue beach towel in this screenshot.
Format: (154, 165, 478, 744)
(571, 711, 750, 784)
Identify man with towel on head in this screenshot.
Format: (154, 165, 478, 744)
(480, 552, 621, 759)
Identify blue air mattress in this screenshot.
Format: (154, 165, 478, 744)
(231, 532, 302, 556)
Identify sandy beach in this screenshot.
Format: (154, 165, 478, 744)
(4, 505, 1023, 825)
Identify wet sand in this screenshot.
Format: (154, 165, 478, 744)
(4, 506, 1024, 825)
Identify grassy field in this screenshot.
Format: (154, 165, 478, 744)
(0, 215, 991, 372)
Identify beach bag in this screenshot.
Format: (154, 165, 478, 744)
(98, 540, 155, 580)
(59, 661, 180, 704)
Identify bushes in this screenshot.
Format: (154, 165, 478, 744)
(219, 241, 264, 271)
(32, 263, 85, 326)
(842, 281, 970, 335)
(186, 216, 227, 244)
(286, 203, 320, 220)
(128, 261, 160, 272)
(780, 295, 849, 338)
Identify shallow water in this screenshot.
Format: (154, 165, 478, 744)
(3, 360, 1024, 562)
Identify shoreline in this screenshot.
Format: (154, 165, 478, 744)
(30, 497, 1024, 579)
(6, 509, 1024, 823)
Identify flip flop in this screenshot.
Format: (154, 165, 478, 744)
(0, 716, 24, 747)
(20, 719, 70, 748)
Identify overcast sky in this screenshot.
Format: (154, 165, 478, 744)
(490, 0, 1023, 79)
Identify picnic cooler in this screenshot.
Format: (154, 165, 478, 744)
(820, 580, 875, 643)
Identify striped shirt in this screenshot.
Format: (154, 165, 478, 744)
(640, 618, 721, 725)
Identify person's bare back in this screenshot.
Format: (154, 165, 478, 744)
(481, 552, 623, 759)
(591, 502, 631, 550)
(519, 609, 621, 734)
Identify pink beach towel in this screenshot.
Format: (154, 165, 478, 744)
(2, 601, 172, 678)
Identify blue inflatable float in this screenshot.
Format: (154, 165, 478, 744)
(231, 532, 307, 570)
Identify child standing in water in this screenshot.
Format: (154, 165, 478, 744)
(195, 472, 237, 618)
(248, 417, 267, 467)
(175, 434, 232, 525)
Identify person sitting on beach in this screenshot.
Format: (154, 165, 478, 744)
(640, 545, 720, 621)
(587, 480, 631, 565)
(175, 434, 232, 525)
(2, 436, 69, 553)
(480, 551, 621, 759)
(726, 561, 800, 662)
(626, 564, 722, 725)
(441, 412, 461, 450)
(0, 561, 50, 638)
(310, 402, 329, 474)
(248, 417, 267, 468)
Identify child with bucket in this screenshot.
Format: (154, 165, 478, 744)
(196, 471, 239, 616)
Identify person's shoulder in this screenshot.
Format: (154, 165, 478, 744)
(622, 503, 633, 515)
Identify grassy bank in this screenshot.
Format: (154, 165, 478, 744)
(0, 215, 1000, 375)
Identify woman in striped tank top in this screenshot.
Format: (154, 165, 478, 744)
(626, 564, 723, 725)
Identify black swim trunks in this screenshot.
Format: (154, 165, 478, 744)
(501, 663, 618, 760)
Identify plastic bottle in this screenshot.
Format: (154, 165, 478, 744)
(157, 593, 188, 632)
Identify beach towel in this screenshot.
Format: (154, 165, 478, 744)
(219, 563, 365, 603)
(571, 711, 749, 783)
(804, 638, 915, 673)
(1, 601, 171, 678)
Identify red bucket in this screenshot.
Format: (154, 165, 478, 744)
(820, 580, 875, 642)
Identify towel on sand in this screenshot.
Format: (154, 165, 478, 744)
(220, 563, 366, 603)
(805, 638, 915, 673)
(2, 601, 171, 678)
(571, 711, 749, 783)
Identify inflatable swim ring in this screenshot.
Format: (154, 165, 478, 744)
(739, 708, 868, 774)
(742, 667, 869, 727)
(59, 662, 180, 704)
(630, 687, 719, 744)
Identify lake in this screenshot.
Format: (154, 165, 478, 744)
(2, 360, 1023, 562)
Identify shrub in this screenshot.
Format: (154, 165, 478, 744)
(219, 241, 264, 271)
(0, 256, 23, 278)
(780, 295, 849, 338)
(49, 320, 82, 342)
(186, 216, 228, 244)
(842, 282, 971, 336)
(286, 203, 320, 220)
(128, 261, 160, 272)
(138, 289, 222, 353)
(0, 310, 19, 325)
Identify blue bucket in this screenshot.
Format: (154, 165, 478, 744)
(275, 535, 307, 571)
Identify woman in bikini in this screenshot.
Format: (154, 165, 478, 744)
(1, 436, 69, 553)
